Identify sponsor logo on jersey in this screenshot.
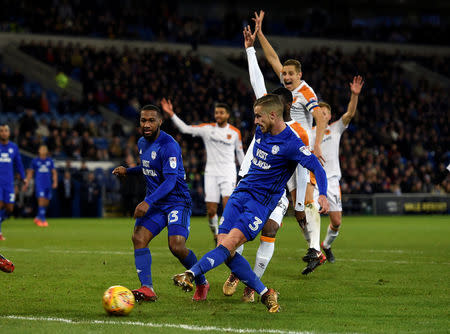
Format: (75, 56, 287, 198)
(142, 160, 150, 167)
(169, 157, 177, 169)
(151, 151, 157, 160)
(143, 169, 157, 177)
(0, 153, 11, 163)
(271, 145, 279, 155)
(299, 146, 312, 156)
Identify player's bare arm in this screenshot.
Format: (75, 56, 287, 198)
(52, 169, 58, 189)
(253, 10, 283, 75)
(134, 201, 150, 219)
(161, 98, 175, 117)
(317, 194, 329, 214)
(112, 166, 127, 177)
(342, 76, 364, 126)
(22, 169, 33, 192)
(312, 109, 327, 165)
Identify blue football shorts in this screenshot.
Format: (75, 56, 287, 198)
(218, 191, 273, 241)
(135, 203, 191, 239)
(0, 183, 15, 204)
(36, 187, 52, 200)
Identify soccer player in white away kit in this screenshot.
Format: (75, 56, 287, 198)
(311, 76, 364, 263)
(222, 24, 312, 302)
(161, 99, 245, 243)
(253, 10, 328, 274)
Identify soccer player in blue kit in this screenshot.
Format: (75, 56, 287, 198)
(24, 145, 58, 227)
(112, 105, 209, 302)
(173, 95, 329, 312)
(0, 124, 27, 240)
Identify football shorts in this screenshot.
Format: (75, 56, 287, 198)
(314, 176, 341, 212)
(0, 183, 15, 204)
(204, 174, 236, 203)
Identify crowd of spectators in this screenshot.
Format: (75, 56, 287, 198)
(0, 0, 448, 46)
(2, 42, 449, 210)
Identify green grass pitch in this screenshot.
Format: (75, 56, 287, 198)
(0, 215, 448, 334)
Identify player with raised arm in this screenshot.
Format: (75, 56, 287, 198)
(254, 10, 328, 274)
(222, 24, 311, 302)
(173, 95, 329, 312)
(24, 145, 58, 227)
(161, 99, 245, 244)
(112, 105, 209, 302)
(311, 76, 364, 263)
(0, 124, 27, 240)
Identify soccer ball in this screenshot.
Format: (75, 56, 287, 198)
(102, 285, 135, 316)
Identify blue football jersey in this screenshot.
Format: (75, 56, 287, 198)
(31, 157, 55, 189)
(237, 125, 327, 210)
(138, 131, 191, 207)
(0, 141, 25, 185)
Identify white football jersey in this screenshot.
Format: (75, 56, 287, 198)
(310, 117, 347, 179)
(171, 115, 244, 177)
(289, 81, 320, 132)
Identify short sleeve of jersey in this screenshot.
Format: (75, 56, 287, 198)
(161, 142, 180, 175)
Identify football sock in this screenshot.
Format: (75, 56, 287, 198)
(134, 248, 152, 288)
(305, 203, 321, 252)
(253, 237, 275, 278)
(190, 245, 230, 277)
(323, 224, 340, 249)
(226, 252, 267, 295)
(235, 244, 244, 255)
(208, 214, 218, 235)
(179, 250, 207, 285)
(0, 209, 4, 233)
(38, 206, 46, 221)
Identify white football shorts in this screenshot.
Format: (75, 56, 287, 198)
(314, 176, 342, 212)
(268, 190, 289, 226)
(204, 174, 236, 203)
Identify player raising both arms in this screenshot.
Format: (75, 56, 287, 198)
(112, 105, 209, 302)
(161, 99, 245, 244)
(222, 23, 311, 302)
(173, 94, 329, 312)
(0, 124, 27, 240)
(254, 10, 328, 274)
(24, 145, 58, 227)
(311, 76, 364, 263)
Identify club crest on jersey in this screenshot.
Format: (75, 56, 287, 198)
(151, 151, 157, 160)
(300, 146, 312, 156)
(271, 145, 279, 155)
(8, 148, 13, 154)
(227, 134, 231, 140)
(169, 157, 177, 169)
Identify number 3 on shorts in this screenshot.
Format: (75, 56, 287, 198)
(168, 210, 179, 223)
(248, 216, 262, 231)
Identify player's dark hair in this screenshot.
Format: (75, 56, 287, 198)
(254, 94, 283, 117)
(141, 104, 162, 118)
(214, 103, 230, 114)
(271, 87, 293, 105)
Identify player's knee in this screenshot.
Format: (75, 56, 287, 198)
(132, 233, 147, 248)
(168, 239, 186, 257)
(261, 220, 279, 238)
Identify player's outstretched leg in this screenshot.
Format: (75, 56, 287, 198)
(226, 252, 280, 312)
(0, 253, 14, 273)
(175, 248, 209, 301)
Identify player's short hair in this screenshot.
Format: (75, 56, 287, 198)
(254, 94, 284, 117)
(141, 104, 162, 118)
(214, 103, 230, 114)
(319, 101, 331, 112)
(271, 87, 293, 105)
(283, 59, 302, 73)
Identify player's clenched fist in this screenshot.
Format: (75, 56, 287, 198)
(134, 201, 150, 219)
(112, 166, 127, 177)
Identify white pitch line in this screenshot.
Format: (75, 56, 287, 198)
(1, 315, 316, 334)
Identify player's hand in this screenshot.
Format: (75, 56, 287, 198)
(317, 195, 329, 214)
(252, 10, 265, 34)
(243, 24, 258, 48)
(350, 75, 364, 95)
(112, 166, 127, 177)
(161, 98, 175, 117)
(52, 182, 58, 189)
(22, 178, 29, 190)
(313, 145, 326, 166)
(134, 201, 150, 219)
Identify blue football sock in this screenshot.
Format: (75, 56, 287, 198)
(179, 250, 207, 285)
(226, 252, 267, 295)
(0, 209, 5, 233)
(134, 248, 152, 287)
(190, 245, 230, 277)
(38, 206, 46, 220)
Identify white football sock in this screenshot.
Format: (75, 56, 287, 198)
(208, 214, 218, 235)
(323, 224, 339, 249)
(253, 238, 275, 278)
(305, 203, 321, 252)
